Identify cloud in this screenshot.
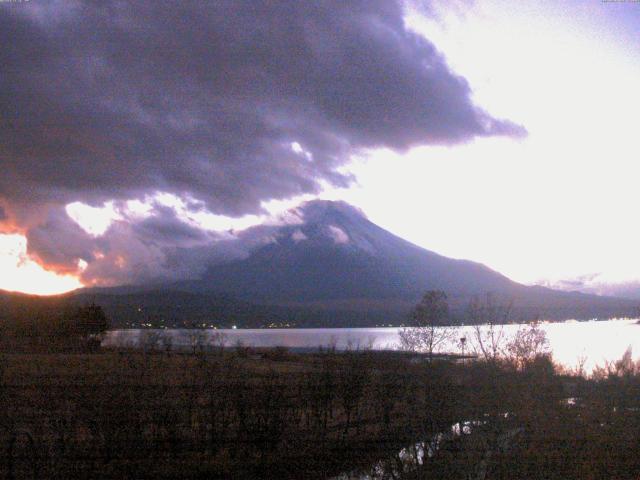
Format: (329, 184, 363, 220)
(1, 1, 523, 213)
(131, 206, 212, 247)
(291, 229, 308, 243)
(26, 209, 96, 273)
(328, 225, 350, 244)
(0, 206, 6, 222)
(0, 0, 525, 285)
(24, 203, 222, 285)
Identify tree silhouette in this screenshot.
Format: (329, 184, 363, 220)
(68, 303, 110, 338)
(399, 290, 454, 360)
(467, 293, 511, 363)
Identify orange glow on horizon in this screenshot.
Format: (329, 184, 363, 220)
(0, 233, 82, 296)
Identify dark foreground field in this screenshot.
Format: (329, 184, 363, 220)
(0, 347, 639, 479)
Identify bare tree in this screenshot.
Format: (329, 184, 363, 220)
(140, 330, 161, 354)
(210, 331, 227, 355)
(399, 291, 455, 361)
(184, 330, 208, 354)
(161, 334, 173, 356)
(506, 321, 550, 370)
(593, 346, 638, 379)
(467, 293, 512, 363)
(567, 352, 588, 378)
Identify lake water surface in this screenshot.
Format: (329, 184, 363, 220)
(103, 318, 640, 374)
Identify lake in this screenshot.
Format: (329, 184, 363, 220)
(103, 318, 640, 374)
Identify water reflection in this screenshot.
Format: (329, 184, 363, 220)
(332, 418, 519, 480)
(103, 318, 640, 373)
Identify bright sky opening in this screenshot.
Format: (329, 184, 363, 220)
(3, 0, 640, 294)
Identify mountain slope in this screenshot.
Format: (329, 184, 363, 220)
(174, 200, 639, 321)
(4, 200, 635, 328)
(193, 201, 518, 301)
(0, 201, 638, 327)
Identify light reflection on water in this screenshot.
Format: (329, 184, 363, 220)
(332, 419, 504, 480)
(103, 318, 640, 373)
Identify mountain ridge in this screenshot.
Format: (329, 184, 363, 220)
(188, 200, 519, 302)
(3, 200, 638, 327)
(163, 200, 639, 322)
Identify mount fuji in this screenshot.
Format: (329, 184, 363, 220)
(158, 200, 638, 324)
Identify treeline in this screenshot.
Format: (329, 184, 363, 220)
(0, 300, 109, 352)
(399, 291, 551, 363)
(2, 287, 638, 330)
(1, 289, 399, 329)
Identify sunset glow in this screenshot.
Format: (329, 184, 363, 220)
(4, 3, 640, 476)
(0, 234, 82, 295)
(3, 0, 640, 296)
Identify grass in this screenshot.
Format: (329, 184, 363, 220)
(0, 347, 638, 479)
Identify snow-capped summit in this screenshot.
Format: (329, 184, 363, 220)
(193, 200, 519, 304)
(83, 200, 640, 323)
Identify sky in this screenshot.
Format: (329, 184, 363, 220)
(1, 0, 639, 295)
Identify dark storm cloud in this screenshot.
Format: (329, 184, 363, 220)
(23, 201, 219, 281)
(131, 206, 212, 246)
(21, 202, 227, 286)
(78, 207, 223, 286)
(0, 0, 526, 285)
(26, 209, 96, 272)
(1, 0, 524, 218)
